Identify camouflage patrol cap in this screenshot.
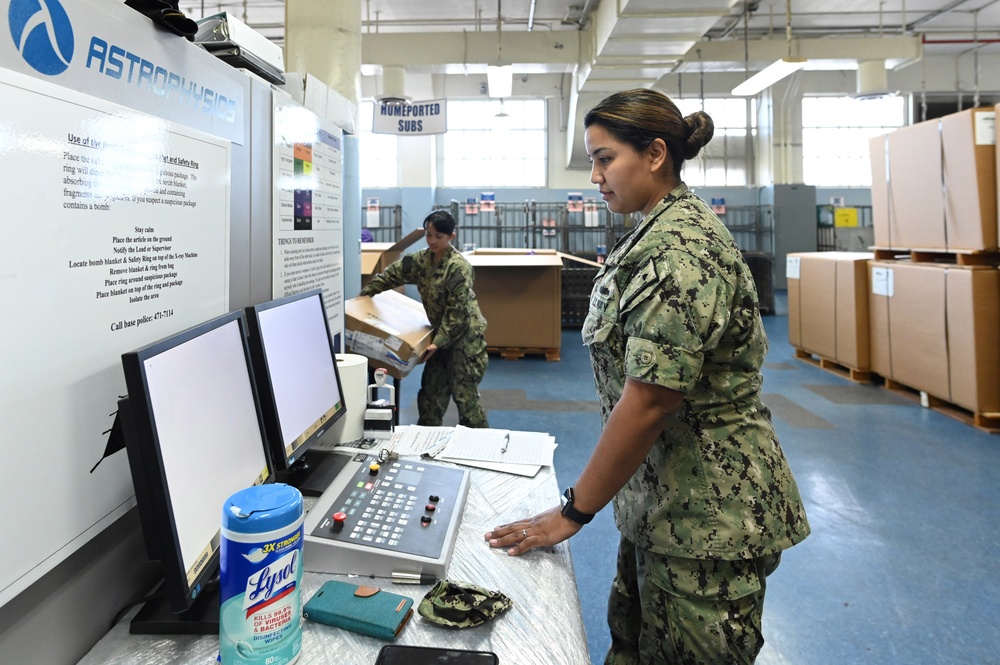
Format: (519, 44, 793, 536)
(417, 580, 513, 628)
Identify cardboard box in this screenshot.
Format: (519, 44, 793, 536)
(869, 135, 891, 248)
(867, 261, 1000, 412)
(888, 118, 945, 249)
(946, 266, 1000, 413)
(361, 229, 424, 290)
(464, 249, 563, 349)
(942, 108, 997, 251)
(873, 108, 997, 252)
(886, 262, 949, 399)
(868, 262, 893, 379)
(344, 290, 432, 379)
(786, 252, 872, 370)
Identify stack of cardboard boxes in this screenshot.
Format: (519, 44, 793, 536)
(789, 106, 1000, 423)
(786, 252, 873, 378)
(463, 248, 564, 354)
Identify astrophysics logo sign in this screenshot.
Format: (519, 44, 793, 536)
(8, 0, 75, 75)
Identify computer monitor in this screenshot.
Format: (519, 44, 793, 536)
(118, 310, 272, 635)
(245, 288, 351, 497)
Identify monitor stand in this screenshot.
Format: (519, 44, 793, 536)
(278, 449, 353, 497)
(129, 579, 219, 635)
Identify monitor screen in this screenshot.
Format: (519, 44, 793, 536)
(119, 310, 271, 634)
(246, 288, 349, 496)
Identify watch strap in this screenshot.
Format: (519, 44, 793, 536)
(561, 487, 594, 525)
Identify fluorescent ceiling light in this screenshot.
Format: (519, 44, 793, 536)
(731, 57, 807, 96)
(487, 65, 513, 98)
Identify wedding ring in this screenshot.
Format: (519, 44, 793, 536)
(521, 528, 528, 539)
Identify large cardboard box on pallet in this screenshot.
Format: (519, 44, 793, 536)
(868, 262, 893, 380)
(868, 261, 1000, 414)
(344, 290, 433, 379)
(786, 252, 872, 371)
(887, 118, 945, 250)
(360, 229, 424, 290)
(947, 266, 1000, 414)
(884, 262, 950, 399)
(873, 108, 997, 252)
(942, 108, 997, 250)
(869, 135, 892, 248)
(464, 248, 563, 350)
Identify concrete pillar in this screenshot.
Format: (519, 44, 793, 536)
(284, 1, 362, 106)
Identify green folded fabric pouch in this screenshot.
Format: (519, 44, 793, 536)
(417, 580, 513, 629)
(303, 580, 414, 641)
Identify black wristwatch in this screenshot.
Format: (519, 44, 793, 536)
(560, 487, 595, 525)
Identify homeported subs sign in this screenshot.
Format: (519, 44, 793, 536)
(373, 98, 446, 136)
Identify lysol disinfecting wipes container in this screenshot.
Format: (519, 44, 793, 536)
(220, 483, 304, 665)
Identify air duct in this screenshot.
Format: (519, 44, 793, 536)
(853, 60, 895, 100)
(378, 66, 411, 105)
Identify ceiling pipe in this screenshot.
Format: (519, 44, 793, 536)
(576, 0, 598, 30)
(905, 0, 976, 31)
(527, 0, 536, 31)
(922, 37, 1000, 44)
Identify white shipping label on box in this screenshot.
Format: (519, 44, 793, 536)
(786, 256, 801, 279)
(345, 331, 415, 373)
(346, 330, 385, 357)
(975, 111, 996, 145)
(871, 267, 894, 297)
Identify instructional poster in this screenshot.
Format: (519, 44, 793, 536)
(272, 97, 345, 348)
(0, 68, 231, 606)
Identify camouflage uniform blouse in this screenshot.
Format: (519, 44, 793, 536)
(582, 184, 810, 560)
(359, 245, 486, 350)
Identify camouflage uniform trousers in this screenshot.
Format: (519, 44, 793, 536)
(416, 338, 489, 428)
(606, 534, 781, 665)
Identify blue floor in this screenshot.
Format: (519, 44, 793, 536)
(397, 292, 1000, 664)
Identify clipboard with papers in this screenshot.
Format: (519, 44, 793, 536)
(384, 425, 556, 477)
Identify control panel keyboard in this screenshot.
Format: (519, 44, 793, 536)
(302, 452, 470, 579)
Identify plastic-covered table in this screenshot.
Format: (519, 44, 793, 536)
(79, 460, 590, 665)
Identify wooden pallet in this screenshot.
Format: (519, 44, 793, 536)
(873, 248, 1000, 266)
(488, 346, 561, 361)
(881, 378, 1000, 434)
(793, 348, 873, 384)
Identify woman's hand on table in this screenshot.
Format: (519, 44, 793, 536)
(484, 506, 582, 556)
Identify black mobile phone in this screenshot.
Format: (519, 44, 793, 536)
(374, 644, 499, 665)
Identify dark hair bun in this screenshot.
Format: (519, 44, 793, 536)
(682, 111, 715, 160)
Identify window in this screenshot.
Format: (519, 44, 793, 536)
(674, 97, 755, 187)
(441, 99, 546, 187)
(802, 96, 906, 186)
(359, 101, 398, 188)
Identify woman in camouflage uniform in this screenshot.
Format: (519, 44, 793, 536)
(360, 211, 489, 428)
(486, 89, 810, 664)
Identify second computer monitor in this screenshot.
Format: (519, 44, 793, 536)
(245, 288, 350, 495)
